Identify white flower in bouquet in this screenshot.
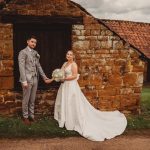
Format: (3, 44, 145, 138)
(52, 69, 64, 82)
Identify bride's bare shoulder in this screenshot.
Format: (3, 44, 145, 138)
(72, 62, 78, 67)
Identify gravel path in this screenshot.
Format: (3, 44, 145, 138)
(0, 134, 150, 150)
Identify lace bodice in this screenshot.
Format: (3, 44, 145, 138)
(62, 62, 80, 80)
(64, 64, 72, 77)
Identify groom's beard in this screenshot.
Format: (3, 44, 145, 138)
(28, 45, 36, 49)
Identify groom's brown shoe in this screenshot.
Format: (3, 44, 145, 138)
(22, 118, 31, 125)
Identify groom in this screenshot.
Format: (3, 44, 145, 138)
(18, 35, 52, 125)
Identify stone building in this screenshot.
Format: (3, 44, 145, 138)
(0, 0, 149, 116)
(101, 20, 150, 83)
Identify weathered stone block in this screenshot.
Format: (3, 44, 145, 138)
(84, 16, 98, 24)
(120, 88, 134, 94)
(90, 40, 101, 49)
(112, 66, 122, 74)
(132, 65, 144, 72)
(99, 98, 113, 110)
(73, 25, 84, 30)
(120, 95, 138, 108)
(95, 49, 110, 54)
(100, 30, 106, 36)
(0, 77, 14, 89)
(99, 89, 116, 96)
(110, 49, 119, 54)
(98, 36, 108, 41)
(85, 24, 100, 30)
(72, 30, 81, 36)
(0, 95, 4, 104)
(112, 98, 121, 109)
(89, 75, 102, 86)
(123, 73, 138, 86)
(105, 30, 113, 36)
(85, 36, 97, 40)
(108, 74, 122, 86)
(113, 41, 124, 50)
(80, 30, 91, 36)
(96, 58, 106, 65)
(0, 60, 14, 76)
(100, 40, 112, 49)
(133, 87, 142, 93)
(73, 41, 90, 50)
(115, 59, 126, 66)
(119, 50, 129, 58)
(5, 101, 15, 107)
(76, 36, 86, 40)
(0, 68, 13, 76)
(4, 92, 15, 102)
(106, 58, 115, 66)
(91, 30, 100, 35)
(3, 49, 13, 59)
(136, 73, 144, 85)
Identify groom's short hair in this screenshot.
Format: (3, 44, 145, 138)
(27, 35, 37, 41)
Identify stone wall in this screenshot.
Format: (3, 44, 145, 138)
(0, 0, 145, 116)
(0, 23, 14, 85)
(72, 16, 145, 113)
(3, 0, 84, 17)
(0, 89, 58, 116)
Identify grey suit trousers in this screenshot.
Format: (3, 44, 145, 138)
(22, 76, 38, 118)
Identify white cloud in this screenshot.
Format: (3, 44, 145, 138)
(72, 0, 150, 23)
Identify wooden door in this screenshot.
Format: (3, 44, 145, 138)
(13, 23, 72, 90)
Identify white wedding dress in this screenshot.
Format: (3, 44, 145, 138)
(54, 63, 127, 141)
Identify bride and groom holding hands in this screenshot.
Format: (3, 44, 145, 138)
(18, 35, 127, 141)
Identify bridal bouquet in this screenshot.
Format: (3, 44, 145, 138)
(52, 69, 65, 82)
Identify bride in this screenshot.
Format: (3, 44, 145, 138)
(53, 50, 127, 141)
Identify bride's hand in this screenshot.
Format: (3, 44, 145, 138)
(60, 78, 65, 83)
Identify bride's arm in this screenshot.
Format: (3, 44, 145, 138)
(65, 63, 78, 81)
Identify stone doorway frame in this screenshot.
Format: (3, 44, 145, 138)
(1, 14, 83, 91)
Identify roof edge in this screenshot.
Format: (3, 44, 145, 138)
(101, 18, 150, 25)
(70, 0, 93, 16)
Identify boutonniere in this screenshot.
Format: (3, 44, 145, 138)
(35, 53, 40, 59)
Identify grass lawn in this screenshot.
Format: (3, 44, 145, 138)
(127, 87, 150, 130)
(0, 116, 79, 138)
(127, 116, 150, 130)
(0, 87, 150, 138)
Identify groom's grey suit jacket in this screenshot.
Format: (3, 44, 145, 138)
(18, 47, 47, 83)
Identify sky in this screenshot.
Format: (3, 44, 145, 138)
(72, 0, 150, 23)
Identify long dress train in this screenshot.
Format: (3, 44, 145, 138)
(54, 63, 127, 141)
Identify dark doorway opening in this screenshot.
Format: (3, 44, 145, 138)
(13, 23, 72, 90)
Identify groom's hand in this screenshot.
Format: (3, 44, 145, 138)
(44, 78, 54, 84)
(44, 78, 49, 84)
(22, 82, 28, 89)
